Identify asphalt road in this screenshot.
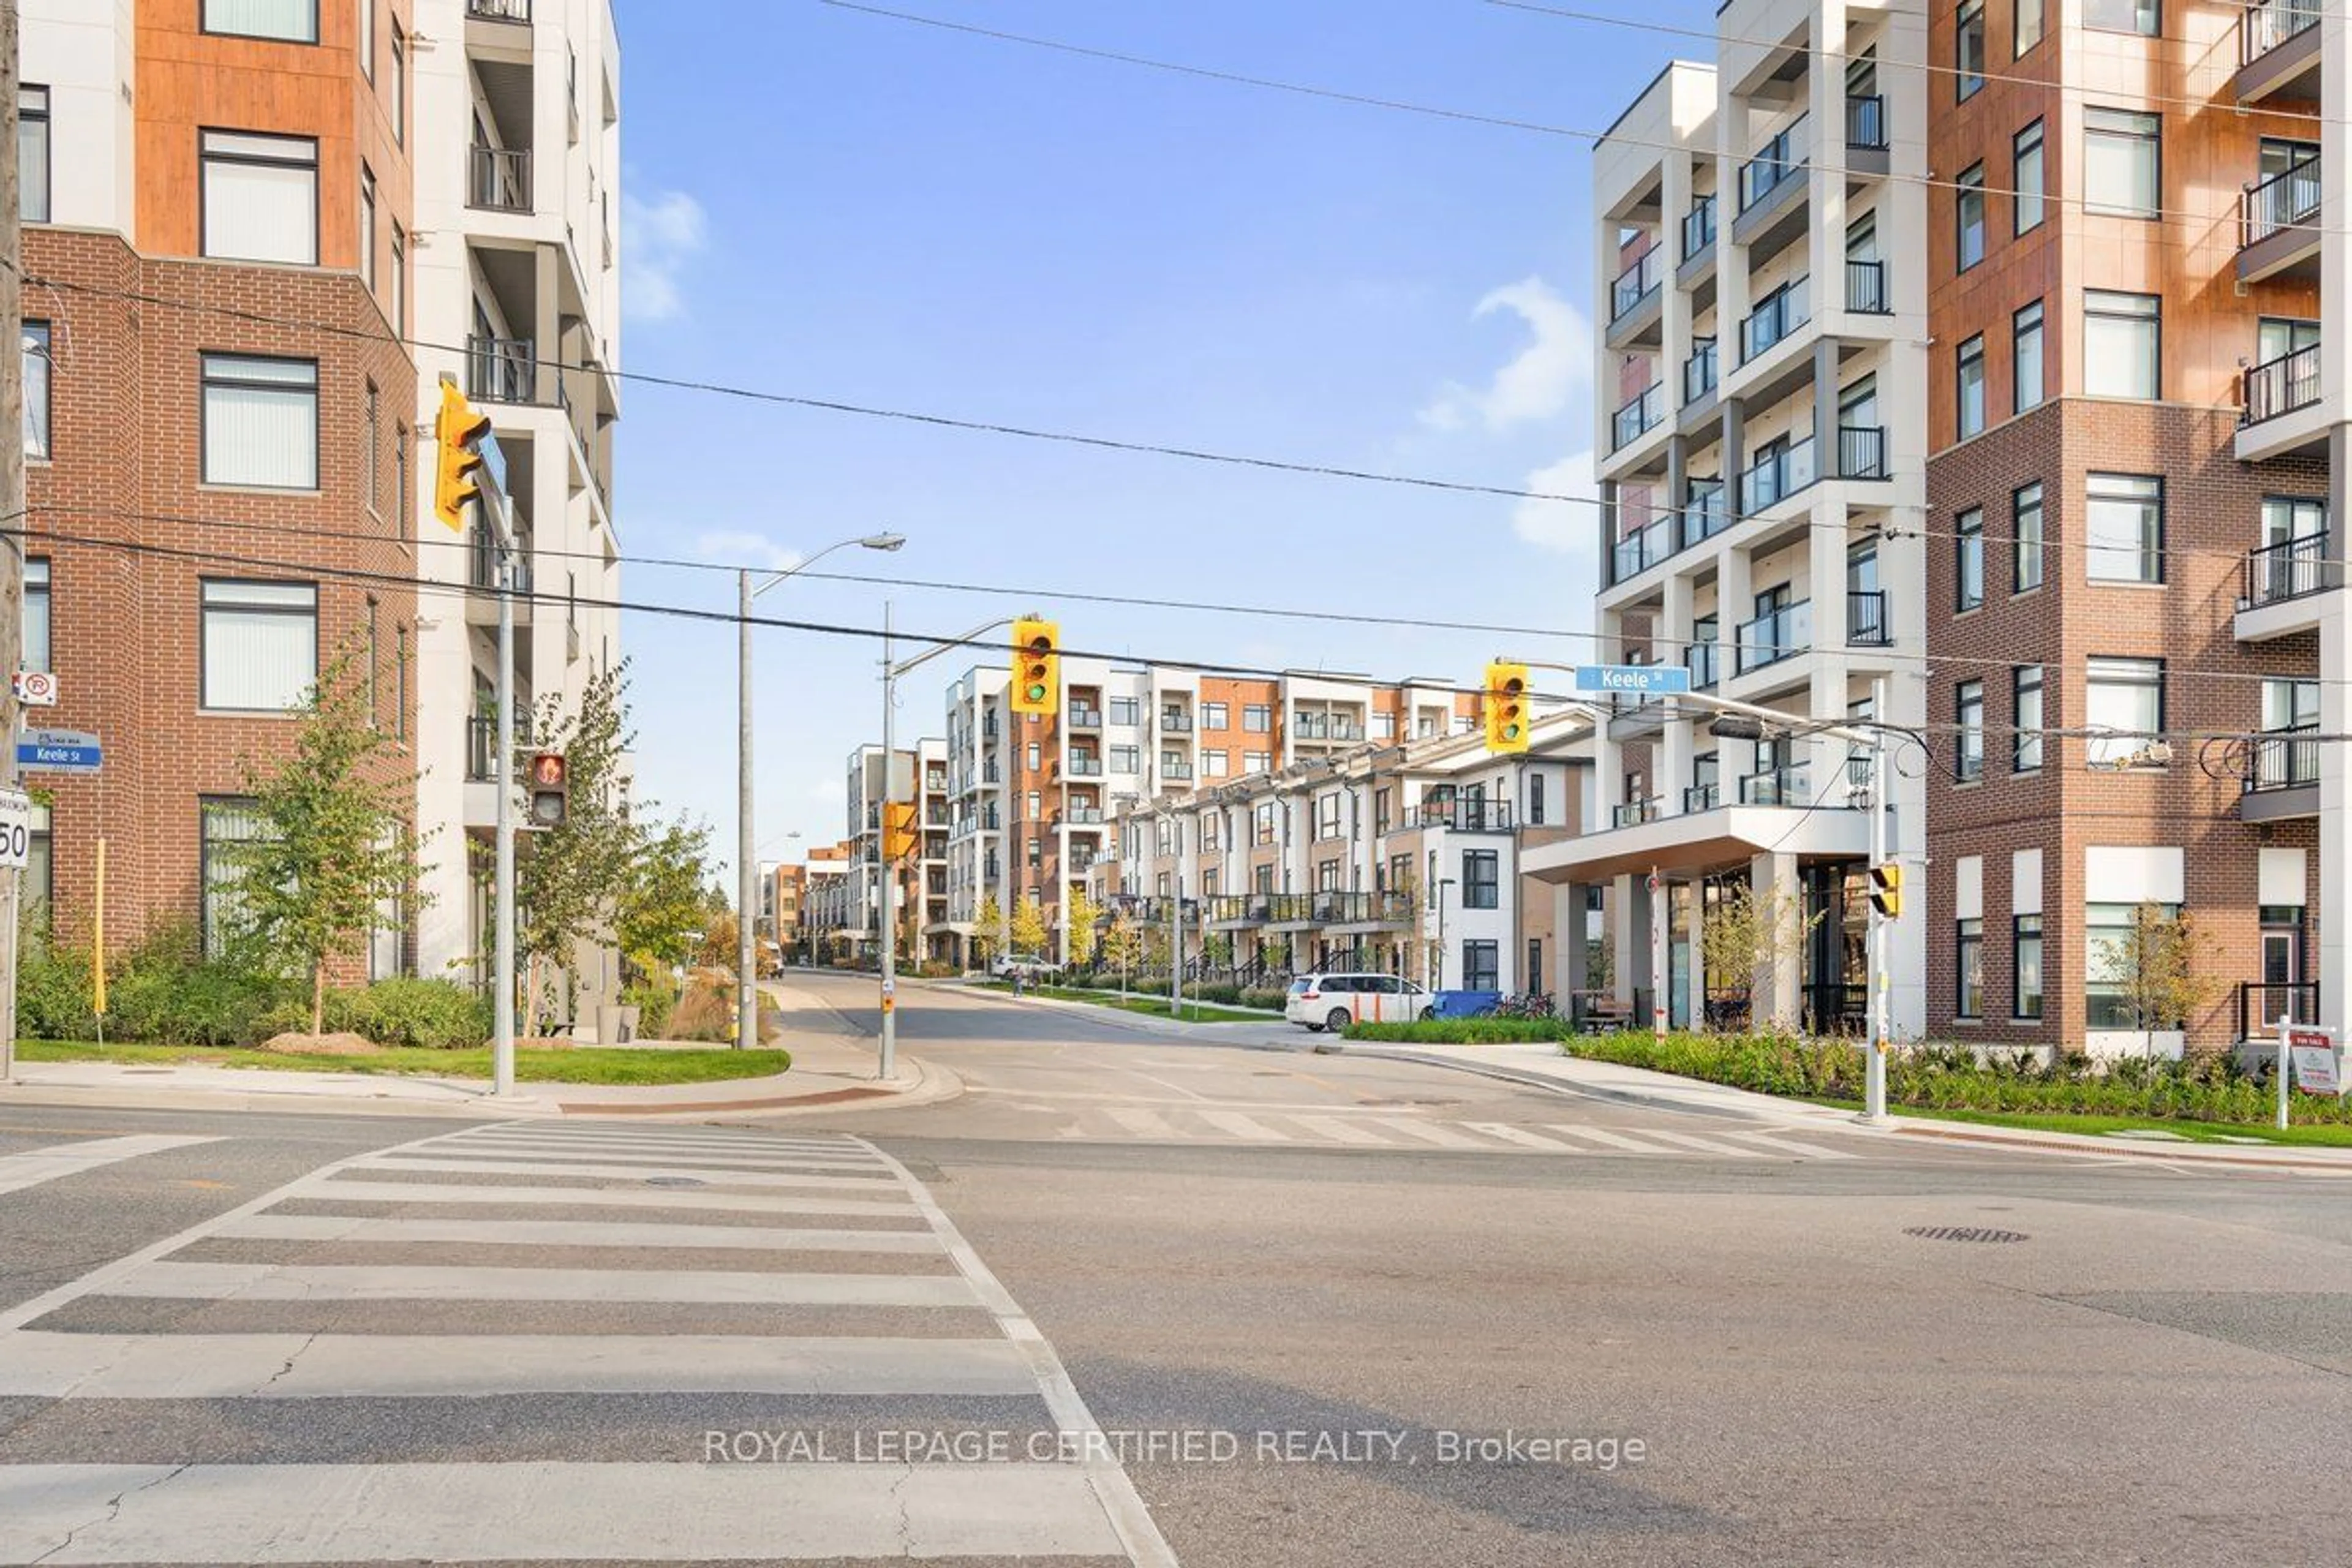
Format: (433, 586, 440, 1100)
(0, 975, 2345, 1566)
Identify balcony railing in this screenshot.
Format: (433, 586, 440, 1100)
(1845, 258, 1888, 314)
(1838, 424, 1888, 480)
(1159, 712, 1194, 733)
(465, 336, 541, 405)
(465, 715, 497, 782)
(1611, 515, 1673, 585)
(2244, 530, 2334, 606)
(2241, 0, 2322, 68)
(1681, 483, 1730, 548)
(2243, 154, 2321, 247)
(1330, 720, 1365, 742)
(1738, 765, 1811, 807)
(468, 0, 532, 20)
(2243, 343, 2320, 425)
(1738, 116, 1807, 213)
(1159, 761, 1194, 781)
(1684, 781, 1721, 813)
(1068, 708, 1102, 730)
(469, 145, 532, 213)
(1742, 279, 1811, 361)
(1683, 339, 1719, 404)
(1407, 799, 1516, 832)
(2245, 725, 2321, 793)
(1848, 589, 1890, 647)
(1736, 600, 1812, 674)
(1312, 891, 1415, 926)
(1738, 437, 1818, 513)
(1611, 246, 1663, 322)
(1065, 806, 1106, 825)
(1845, 94, 1887, 152)
(1611, 382, 1666, 451)
(1067, 756, 1104, 777)
(470, 533, 533, 596)
(1612, 797, 1660, 829)
(1681, 195, 1717, 260)
(1686, 641, 1720, 691)
(2238, 980, 2320, 1038)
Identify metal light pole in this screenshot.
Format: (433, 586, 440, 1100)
(737, 533, 905, 1050)
(1865, 675, 1891, 1123)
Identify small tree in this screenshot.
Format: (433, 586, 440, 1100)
(1701, 880, 1819, 1032)
(1009, 894, 1047, 957)
(515, 665, 638, 1038)
(1102, 909, 1143, 993)
(231, 644, 426, 1037)
(614, 814, 712, 978)
(971, 893, 1003, 969)
(2098, 900, 2226, 1057)
(1065, 888, 1102, 968)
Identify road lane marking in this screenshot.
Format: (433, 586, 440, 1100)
(0, 1333, 1035, 1400)
(1281, 1115, 1398, 1146)
(0, 1462, 1126, 1563)
(394, 1144, 886, 1172)
(1194, 1109, 1292, 1142)
(1722, 1129, 1862, 1160)
(1634, 1128, 1773, 1158)
(0, 1136, 221, 1197)
(1370, 1119, 1502, 1150)
(452, 1131, 864, 1153)
(350, 1157, 900, 1189)
(1461, 1122, 1582, 1153)
(213, 1214, 943, 1252)
(104, 1261, 982, 1308)
(1540, 1123, 1673, 1153)
(285, 1179, 921, 1216)
(1102, 1107, 1183, 1140)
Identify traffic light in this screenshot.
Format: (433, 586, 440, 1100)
(1483, 660, 1530, 753)
(883, 802, 918, 862)
(1009, 617, 1060, 717)
(433, 381, 492, 533)
(528, 751, 569, 827)
(1869, 863, 1902, 919)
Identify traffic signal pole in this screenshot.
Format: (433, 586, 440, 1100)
(1864, 675, 1890, 1123)
(492, 487, 517, 1097)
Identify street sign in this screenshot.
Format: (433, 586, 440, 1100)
(17, 729, 100, 774)
(1574, 663, 1692, 697)
(478, 430, 510, 500)
(11, 670, 57, 706)
(2286, 1027, 2342, 1095)
(0, 788, 31, 869)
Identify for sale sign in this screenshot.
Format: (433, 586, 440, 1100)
(2285, 1028, 2342, 1096)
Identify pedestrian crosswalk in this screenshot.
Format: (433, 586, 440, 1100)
(1038, 1103, 1863, 1159)
(0, 1119, 1175, 1566)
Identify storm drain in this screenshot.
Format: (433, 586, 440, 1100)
(644, 1177, 706, 1189)
(1904, 1225, 2029, 1245)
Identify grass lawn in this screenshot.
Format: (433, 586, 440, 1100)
(976, 981, 1276, 1023)
(14, 1040, 794, 1085)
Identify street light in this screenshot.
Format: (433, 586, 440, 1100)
(739, 532, 906, 1050)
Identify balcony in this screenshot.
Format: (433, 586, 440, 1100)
(1316, 891, 1416, 928)
(1680, 483, 1730, 549)
(1610, 514, 1673, 586)
(1736, 437, 1817, 513)
(1067, 756, 1104, 777)
(1683, 781, 1721, 814)
(1845, 95, 1887, 154)
(1736, 601, 1812, 674)
(1686, 641, 1720, 691)
(1065, 806, 1105, 826)
(1838, 425, 1889, 480)
(469, 0, 531, 18)
(2237, 1, 2321, 102)
(465, 716, 499, 783)
(1407, 799, 1516, 832)
(2246, 725, 2320, 794)
(2242, 530, 2335, 609)
(2240, 155, 2321, 281)
(1683, 340, 1719, 407)
(1159, 761, 1194, 781)
(1848, 589, 1891, 647)
(1608, 246, 1664, 349)
(1159, 712, 1194, 733)
(1738, 119, 1806, 213)
(1738, 765, 1811, 807)
(1611, 382, 1666, 452)
(2242, 343, 2320, 426)
(466, 336, 554, 406)
(1681, 196, 1717, 263)
(1067, 707, 1102, 731)
(1612, 797, 1660, 829)
(469, 146, 532, 214)
(1741, 279, 1811, 363)
(1845, 259, 1889, 315)
(1734, 117, 1809, 259)
(1330, 720, 1365, 742)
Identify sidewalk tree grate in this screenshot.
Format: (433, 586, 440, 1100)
(1903, 1226, 2028, 1245)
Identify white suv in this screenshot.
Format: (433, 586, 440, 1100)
(1285, 973, 1434, 1033)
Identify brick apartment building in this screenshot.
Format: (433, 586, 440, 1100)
(1586, 0, 2343, 1056)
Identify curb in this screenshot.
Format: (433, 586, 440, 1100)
(1340, 1046, 1804, 1125)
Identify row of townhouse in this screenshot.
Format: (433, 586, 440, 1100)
(1581, 0, 2341, 1055)
(20, 0, 625, 1008)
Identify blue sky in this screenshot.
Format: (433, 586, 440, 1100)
(610, 0, 1711, 881)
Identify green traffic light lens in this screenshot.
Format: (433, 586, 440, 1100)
(1027, 684, 1047, 702)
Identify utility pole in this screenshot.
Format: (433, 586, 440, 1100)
(878, 600, 897, 1080)
(0, 0, 22, 1086)
(1865, 674, 1890, 1122)
(490, 492, 518, 1096)
(736, 570, 755, 1050)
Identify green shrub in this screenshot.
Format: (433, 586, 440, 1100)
(622, 979, 676, 1039)
(333, 979, 491, 1047)
(17, 938, 96, 1040)
(1346, 1018, 1574, 1045)
(1184, 981, 1242, 1006)
(1240, 987, 1290, 1011)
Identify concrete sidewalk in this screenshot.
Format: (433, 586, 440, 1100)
(0, 982, 960, 1123)
(1344, 1040, 2352, 1172)
(903, 977, 1302, 1050)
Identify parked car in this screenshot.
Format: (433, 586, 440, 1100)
(990, 953, 1062, 982)
(1285, 973, 1434, 1033)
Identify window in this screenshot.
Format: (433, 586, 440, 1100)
(2259, 316, 2321, 367)
(1025, 742, 1041, 770)
(1462, 940, 1499, 992)
(2015, 0, 2043, 55)
(2002, 914, 2043, 1019)
(19, 86, 48, 224)
(359, 165, 376, 292)
(363, 382, 380, 518)
(394, 624, 408, 742)
(2087, 899, 2180, 1028)
(1527, 938, 1544, 990)
(358, 0, 375, 80)
(390, 224, 406, 332)
(1201, 701, 1228, 729)
(393, 421, 409, 536)
(1956, 919, 1985, 1019)
(2084, 0, 2158, 36)
(1463, 850, 1499, 910)
(2085, 657, 2163, 767)
(201, 355, 318, 489)
(1243, 750, 1270, 773)
(2013, 121, 2045, 232)
(1202, 748, 1229, 778)
(2013, 482, 2045, 592)
(1316, 794, 1341, 841)
(1956, 508, 1985, 610)
(23, 559, 48, 671)
(204, 0, 318, 41)
(200, 797, 273, 957)
(2083, 108, 2160, 218)
(2013, 301, 2045, 413)
(1254, 803, 1276, 846)
(210, 585, 317, 709)
(2086, 472, 2162, 583)
(2084, 292, 2160, 399)
(1108, 744, 1139, 773)
(1956, 336, 1986, 439)
(1159, 748, 1187, 775)
(1956, 1, 1986, 99)
(1243, 704, 1272, 733)
(201, 130, 318, 265)
(1956, 165, 1986, 270)
(389, 22, 406, 144)
(1956, 680, 1985, 780)
(2013, 665, 2044, 772)
(1109, 697, 1139, 726)
(23, 320, 49, 459)
(1373, 712, 1396, 741)
(1528, 772, 1546, 826)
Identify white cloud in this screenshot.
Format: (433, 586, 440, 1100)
(622, 190, 708, 323)
(1510, 450, 1597, 556)
(1419, 277, 1592, 435)
(696, 530, 804, 574)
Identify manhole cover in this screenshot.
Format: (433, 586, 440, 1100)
(1904, 1225, 2029, 1245)
(644, 1177, 705, 1189)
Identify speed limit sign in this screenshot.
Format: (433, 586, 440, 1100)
(0, 788, 31, 870)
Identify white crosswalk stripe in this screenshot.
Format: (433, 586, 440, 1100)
(0, 1135, 222, 1197)
(1462, 1122, 1583, 1153)
(1008, 1104, 1872, 1160)
(0, 1123, 1176, 1567)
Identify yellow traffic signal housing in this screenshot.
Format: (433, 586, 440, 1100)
(1009, 617, 1060, 717)
(1483, 660, 1530, 753)
(434, 382, 493, 532)
(1869, 864, 1902, 919)
(883, 802, 919, 862)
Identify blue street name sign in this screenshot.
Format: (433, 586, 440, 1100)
(17, 729, 102, 773)
(1574, 664, 1692, 696)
